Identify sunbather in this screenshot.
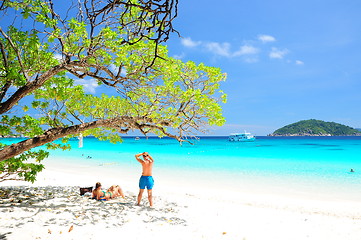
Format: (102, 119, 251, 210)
(108, 184, 125, 198)
(92, 182, 124, 200)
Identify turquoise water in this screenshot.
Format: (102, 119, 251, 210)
(2, 136, 361, 200)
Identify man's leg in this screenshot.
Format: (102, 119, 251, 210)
(147, 189, 153, 207)
(137, 189, 144, 205)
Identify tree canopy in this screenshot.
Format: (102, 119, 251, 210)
(0, 0, 227, 182)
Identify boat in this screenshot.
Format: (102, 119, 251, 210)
(228, 131, 255, 142)
(134, 137, 140, 140)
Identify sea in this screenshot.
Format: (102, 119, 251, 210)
(2, 136, 361, 201)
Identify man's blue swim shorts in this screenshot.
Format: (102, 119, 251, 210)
(139, 176, 154, 190)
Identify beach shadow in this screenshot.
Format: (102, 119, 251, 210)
(0, 186, 187, 233)
(133, 198, 187, 226)
(0, 232, 10, 240)
(0, 186, 127, 228)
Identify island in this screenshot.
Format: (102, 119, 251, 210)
(269, 119, 361, 136)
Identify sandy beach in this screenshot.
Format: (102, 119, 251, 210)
(1, 158, 361, 240)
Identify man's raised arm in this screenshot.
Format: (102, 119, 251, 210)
(135, 153, 144, 163)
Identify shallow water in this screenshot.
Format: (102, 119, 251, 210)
(2, 136, 361, 201)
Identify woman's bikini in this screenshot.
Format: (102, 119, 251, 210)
(102, 190, 112, 198)
(93, 189, 112, 200)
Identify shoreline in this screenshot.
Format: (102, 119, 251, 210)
(1, 158, 361, 239)
(4, 155, 361, 205)
(3, 155, 361, 203)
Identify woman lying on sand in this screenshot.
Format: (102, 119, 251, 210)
(92, 182, 125, 200)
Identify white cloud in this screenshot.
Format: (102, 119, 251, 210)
(258, 34, 276, 43)
(205, 42, 231, 57)
(109, 64, 119, 74)
(173, 52, 185, 59)
(109, 64, 127, 76)
(180, 36, 300, 65)
(74, 79, 99, 94)
(205, 42, 259, 59)
(234, 45, 259, 56)
(243, 57, 259, 63)
(181, 37, 201, 47)
(269, 47, 289, 59)
(53, 53, 63, 62)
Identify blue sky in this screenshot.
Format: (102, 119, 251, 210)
(3, 1, 361, 136)
(164, 0, 361, 135)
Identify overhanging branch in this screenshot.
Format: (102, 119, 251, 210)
(0, 116, 180, 161)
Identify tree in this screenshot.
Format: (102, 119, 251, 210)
(0, 0, 227, 182)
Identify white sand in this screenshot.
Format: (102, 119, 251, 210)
(1, 158, 361, 240)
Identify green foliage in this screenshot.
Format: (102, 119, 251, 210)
(272, 119, 361, 136)
(0, 115, 44, 137)
(0, 0, 226, 183)
(0, 150, 47, 183)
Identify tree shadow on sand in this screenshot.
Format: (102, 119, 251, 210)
(0, 186, 187, 236)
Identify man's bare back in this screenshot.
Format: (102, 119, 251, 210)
(140, 160, 153, 176)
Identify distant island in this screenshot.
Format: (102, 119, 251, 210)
(269, 119, 361, 136)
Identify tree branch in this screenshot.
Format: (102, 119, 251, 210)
(0, 116, 177, 161)
(0, 27, 30, 82)
(0, 64, 66, 114)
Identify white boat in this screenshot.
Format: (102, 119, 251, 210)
(228, 131, 255, 142)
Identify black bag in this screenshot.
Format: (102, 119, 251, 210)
(79, 187, 93, 196)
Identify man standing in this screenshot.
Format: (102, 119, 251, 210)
(135, 152, 154, 207)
